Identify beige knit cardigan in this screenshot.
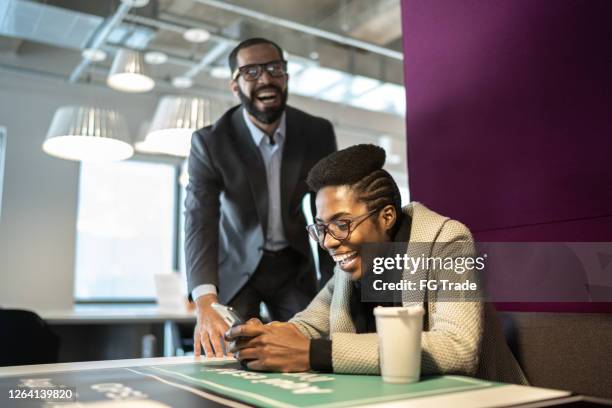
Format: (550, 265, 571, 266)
(291, 202, 527, 384)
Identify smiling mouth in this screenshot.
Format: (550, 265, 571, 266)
(255, 90, 278, 103)
(332, 251, 358, 268)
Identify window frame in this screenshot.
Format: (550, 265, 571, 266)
(0, 126, 6, 221)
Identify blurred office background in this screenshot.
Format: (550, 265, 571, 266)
(2, 0, 612, 398)
(0, 0, 407, 308)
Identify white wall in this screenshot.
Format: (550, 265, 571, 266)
(0, 68, 405, 310)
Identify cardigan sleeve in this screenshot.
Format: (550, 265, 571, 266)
(289, 273, 335, 339)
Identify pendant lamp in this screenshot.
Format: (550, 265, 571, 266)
(144, 96, 212, 157)
(107, 49, 155, 93)
(43, 106, 133, 162)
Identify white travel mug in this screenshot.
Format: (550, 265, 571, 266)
(374, 306, 425, 384)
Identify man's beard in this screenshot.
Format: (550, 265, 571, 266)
(238, 85, 288, 124)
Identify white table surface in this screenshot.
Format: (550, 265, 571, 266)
(0, 356, 217, 377)
(0, 356, 571, 408)
(37, 304, 196, 325)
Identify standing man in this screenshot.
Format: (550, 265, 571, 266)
(185, 38, 337, 358)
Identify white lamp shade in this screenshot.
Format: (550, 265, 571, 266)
(133, 120, 160, 154)
(107, 49, 155, 93)
(43, 106, 134, 162)
(145, 96, 212, 157)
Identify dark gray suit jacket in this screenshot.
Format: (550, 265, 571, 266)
(185, 105, 337, 304)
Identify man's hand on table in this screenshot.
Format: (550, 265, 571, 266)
(194, 294, 230, 358)
(227, 318, 310, 372)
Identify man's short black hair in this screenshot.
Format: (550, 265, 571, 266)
(307, 144, 402, 215)
(228, 38, 285, 74)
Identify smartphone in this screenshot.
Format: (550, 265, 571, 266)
(211, 303, 245, 328)
(212, 303, 250, 367)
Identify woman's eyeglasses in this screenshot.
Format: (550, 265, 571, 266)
(306, 208, 380, 246)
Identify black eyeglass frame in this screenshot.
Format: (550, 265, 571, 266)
(231, 60, 288, 81)
(306, 208, 381, 247)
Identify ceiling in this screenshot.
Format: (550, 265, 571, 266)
(0, 0, 405, 115)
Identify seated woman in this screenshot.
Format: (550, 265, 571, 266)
(228, 144, 526, 384)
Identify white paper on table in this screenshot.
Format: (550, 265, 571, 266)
(154, 272, 187, 312)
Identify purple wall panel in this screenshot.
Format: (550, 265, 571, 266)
(401, 1, 612, 312)
(402, 0, 612, 237)
(475, 216, 612, 243)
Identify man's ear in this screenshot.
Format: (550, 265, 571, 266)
(229, 80, 239, 98)
(380, 205, 397, 233)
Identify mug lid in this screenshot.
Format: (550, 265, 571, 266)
(373, 305, 424, 317)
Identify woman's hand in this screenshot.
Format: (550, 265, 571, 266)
(226, 319, 310, 372)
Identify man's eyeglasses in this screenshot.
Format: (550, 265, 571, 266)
(232, 60, 288, 81)
(306, 208, 381, 246)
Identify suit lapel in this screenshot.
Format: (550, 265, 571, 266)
(280, 107, 306, 221)
(229, 108, 269, 235)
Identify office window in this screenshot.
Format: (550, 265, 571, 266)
(74, 160, 177, 301)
